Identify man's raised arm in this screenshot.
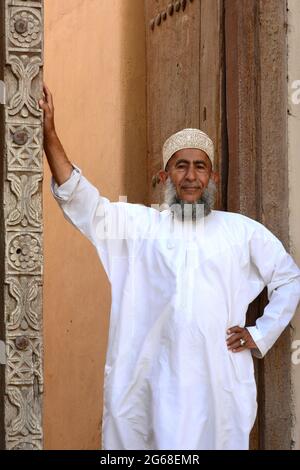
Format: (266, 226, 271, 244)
(38, 83, 106, 249)
(39, 83, 73, 186)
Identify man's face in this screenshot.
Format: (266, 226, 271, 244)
(160, 148, 215, 203)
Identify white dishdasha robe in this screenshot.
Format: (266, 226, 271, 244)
(51, 165, 300, 450)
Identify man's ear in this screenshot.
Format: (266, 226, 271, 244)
(211, 171, 220, 185)
(158, 169, 168, 184)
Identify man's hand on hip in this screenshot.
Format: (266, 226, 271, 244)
(226, 326, 258, 353)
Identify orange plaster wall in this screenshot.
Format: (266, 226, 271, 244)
(43, 0, 147, 449)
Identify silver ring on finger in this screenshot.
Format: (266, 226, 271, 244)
(240, 338, 246, 346)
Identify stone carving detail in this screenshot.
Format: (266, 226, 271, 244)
(6, 387, 42, 438)
(6, 337, 43, 388)
(9, 8, 42, 49)
(5, 277, 41, 332)
(8, 55, 42, 118)
(7, 233, 42, 273)
(6, 173, 42, 228)
(7, 124, 42, 172)
(2, 0, 44, 450)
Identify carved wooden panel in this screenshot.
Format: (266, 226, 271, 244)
(0, 0, 44, 450)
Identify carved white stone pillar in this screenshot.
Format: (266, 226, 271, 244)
(0, 0, 44, 450)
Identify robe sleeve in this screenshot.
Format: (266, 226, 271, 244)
(50, 164, 140, 281)
(245, 222, 300, 359)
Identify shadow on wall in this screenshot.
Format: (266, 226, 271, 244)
(120, 0, 148, 205)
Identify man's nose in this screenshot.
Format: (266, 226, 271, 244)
(185, 165, 197, 181)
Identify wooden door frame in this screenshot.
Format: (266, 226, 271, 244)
(225, 0, 291, 449)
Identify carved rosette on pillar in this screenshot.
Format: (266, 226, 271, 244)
(1, 0, 44, 450)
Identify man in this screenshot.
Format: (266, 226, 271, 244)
(40, 85, 300, 450)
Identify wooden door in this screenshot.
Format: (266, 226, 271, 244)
(145, 0, 226, 210)
(225, 0, 290, 450)
(145, 0, 291, 450)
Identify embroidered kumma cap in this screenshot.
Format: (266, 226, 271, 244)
(162, 128, 214, 170)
